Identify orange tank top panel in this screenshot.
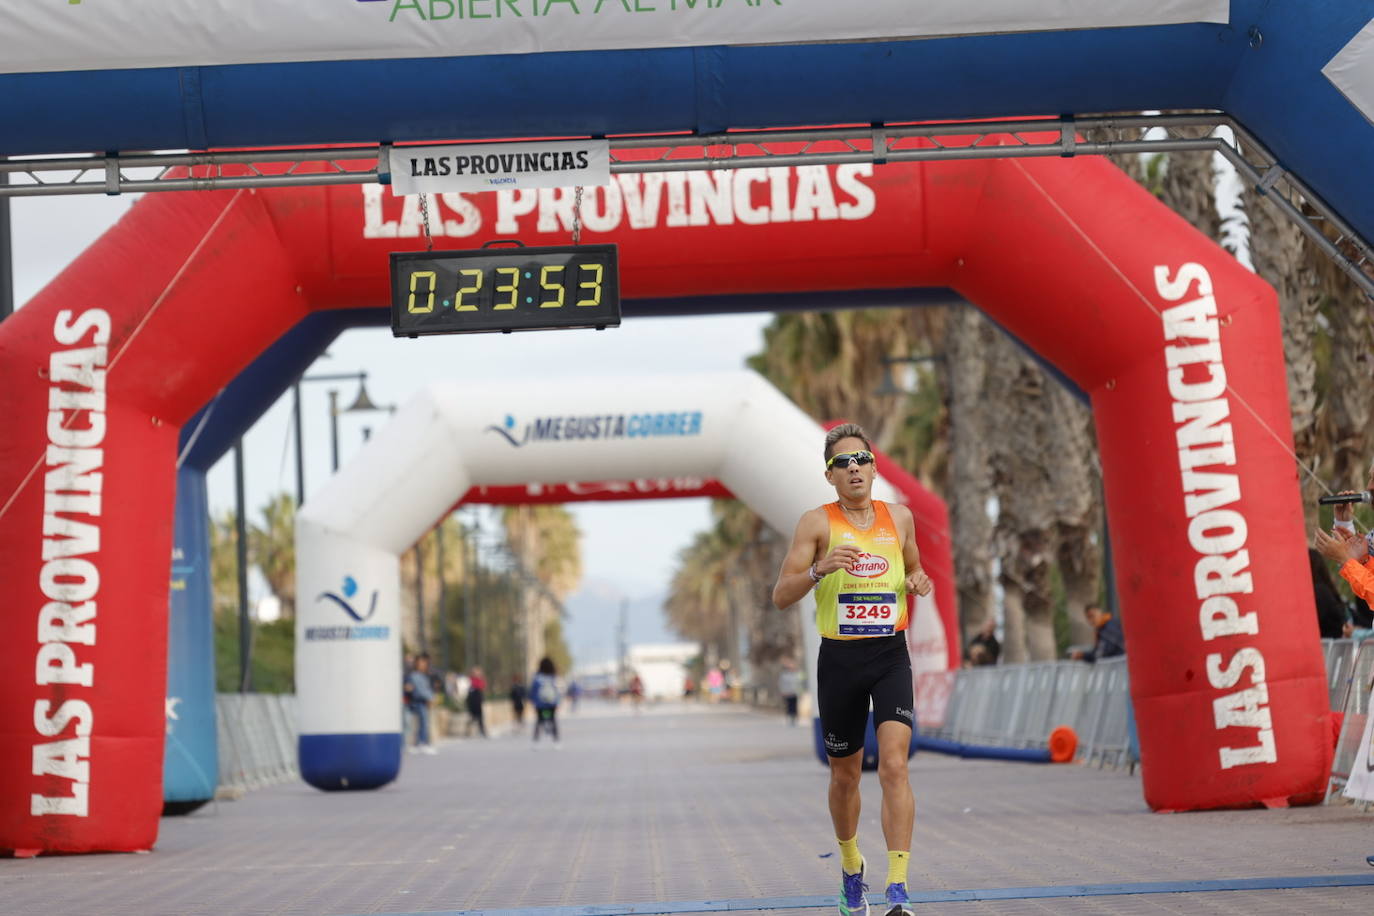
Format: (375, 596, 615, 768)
(813, 500, 908, 640)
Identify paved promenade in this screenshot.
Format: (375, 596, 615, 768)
(3, 700, 1372, 915)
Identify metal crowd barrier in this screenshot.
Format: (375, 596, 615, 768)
(1326, 637, 1374, 804)
(1322, 638, 1357, 710)
(216, 693, 299, 792)
(925, 657, 1136, 769)
(926, 641, 1364, 778)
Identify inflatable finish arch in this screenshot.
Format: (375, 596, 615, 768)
(0, 150, 1329, 852)
(293, 371, 954, 788)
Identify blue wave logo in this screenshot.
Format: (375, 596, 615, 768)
(485, 414, 527, 448)
(317, 575, 379, 622)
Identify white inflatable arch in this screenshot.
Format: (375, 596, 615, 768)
(295, 369, 945, 788)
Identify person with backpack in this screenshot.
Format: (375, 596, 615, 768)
(403, 653, 437, 755)
(531, 656, 562, 747)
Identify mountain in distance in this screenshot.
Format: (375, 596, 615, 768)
(563, 578, 680, 668)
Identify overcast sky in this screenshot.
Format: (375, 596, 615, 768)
(10, 192, 773, 664)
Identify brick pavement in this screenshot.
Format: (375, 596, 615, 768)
(1, 701, 1371, 916)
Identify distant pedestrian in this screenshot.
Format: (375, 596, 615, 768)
(629, 672, 645, 713)
(465, 666, 488, 738)
(404, 653, 437, 755)
(778, 657, 803, 726)
(531, 657, 562, 746)
(509, 674, 527, 729)
(566, 679, 582, 713)
(705, 666, 725, 703)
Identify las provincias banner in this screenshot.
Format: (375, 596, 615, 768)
(0, 1, 1228, 75)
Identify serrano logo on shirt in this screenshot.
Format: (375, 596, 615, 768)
(849, 553, 889, 578)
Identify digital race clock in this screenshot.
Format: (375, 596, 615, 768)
(390, 243, 620, 337)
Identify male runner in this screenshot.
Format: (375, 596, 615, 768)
(772, 423, 931, 916)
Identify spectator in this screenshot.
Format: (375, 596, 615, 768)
(965, 643, 992, 668)
(1354, 600, 1374, 632)
(628, 671, 645, 713)
(1314, 463, 1374, 624)
(1310, 548, 1350, 639)
(509, 674, 527, 729)
(404, 653, 437, 755)
(966, 618, 1001, 665)
(705, 665, 725, 703)
(566, 679, 582, 713)
(778, 657, 803, 726)
(1344, 619, 1374, 643)
(1070, 604, 1124, 663)
(464, 666, 488, 738)
(531, 656, 562, 747)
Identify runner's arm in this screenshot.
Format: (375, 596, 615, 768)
(895, 504, 932, 597)
(772, 510, 826, 609)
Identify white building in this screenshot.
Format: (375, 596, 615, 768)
(627, 643, 697, 700)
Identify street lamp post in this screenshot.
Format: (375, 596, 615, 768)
(0, 165, 11, 323)
(436, 520, 449, 675)
(292, 370, 394, 506)
(234, 440, 252, 692)
(464, 511, 480, 673)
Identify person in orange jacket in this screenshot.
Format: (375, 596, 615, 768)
(1313, 461, 1374, 618)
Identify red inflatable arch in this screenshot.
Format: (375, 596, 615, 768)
(0, 146, 1331, 852)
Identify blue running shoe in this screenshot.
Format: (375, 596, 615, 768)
(838, 857, 868, 916)
(884, 883, 912, 916)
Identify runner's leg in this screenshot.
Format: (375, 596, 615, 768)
(870, 642, 915, 913)
(827, 750, 863, 841)
(875, 720, 913, 853)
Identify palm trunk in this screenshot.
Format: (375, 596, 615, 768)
(944, 306, 996, 646)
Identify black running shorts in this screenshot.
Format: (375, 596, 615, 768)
(817, 633, 914, 758)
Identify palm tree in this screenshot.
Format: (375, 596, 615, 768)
(665, 525, 734, 657)
(248, 492, 296, 619)
(501, 504, 582, 672)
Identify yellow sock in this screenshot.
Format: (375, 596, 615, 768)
(837, 835, 862, 875)
(886, 850, 910, 887)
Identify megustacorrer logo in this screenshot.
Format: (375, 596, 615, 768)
(306, 576, 389, 642)
(486, 415, 528, 448)
(318, 575, 378, 622)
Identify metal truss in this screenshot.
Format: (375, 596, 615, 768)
(2, 112, 1370, 299)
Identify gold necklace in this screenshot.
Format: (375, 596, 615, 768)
(839, 502, 874, 524)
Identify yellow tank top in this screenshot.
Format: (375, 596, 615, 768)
(814, 501, 908, 640)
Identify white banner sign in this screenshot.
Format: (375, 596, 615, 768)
(0, 1, 1229, 75)
(1343, 685, 1374, 803)
(389, 139, 609, 195)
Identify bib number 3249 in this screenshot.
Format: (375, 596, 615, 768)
(838, 591, 898, 636)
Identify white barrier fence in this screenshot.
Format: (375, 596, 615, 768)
(917, 657, 1136, 769)
(216, 693, 300, 792)
(916, 639, 1372, 780)
(211, 639, 1368, 795)
(1326, 637, 1374, 805)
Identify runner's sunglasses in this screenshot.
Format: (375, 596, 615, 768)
(826, 450, 875, 470)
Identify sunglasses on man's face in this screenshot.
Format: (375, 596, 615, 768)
(826, 450, 875, 470)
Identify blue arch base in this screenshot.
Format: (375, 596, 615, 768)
(299, 733, 402, 791)
(914, 735, 1053, 764)
(162, 467, 220, 814)
(811, 714, 918, 770)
